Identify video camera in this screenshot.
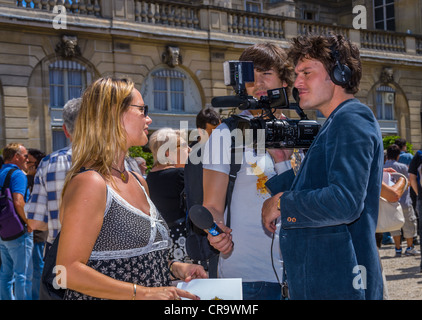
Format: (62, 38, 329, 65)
(211, 61, 321, 148)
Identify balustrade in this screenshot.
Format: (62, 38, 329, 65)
(17, 0, 101, 16)
(297, 21, 349, 38)
(227, 11, 283, 39)
(9, 0, 422, 56)
(416, 37, 422, 55)
(360, 30, 406, 52)
(134, 1, 199, 29)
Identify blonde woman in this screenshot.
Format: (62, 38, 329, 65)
(56, 78, 206, 300)
(146, 128, 191, 263)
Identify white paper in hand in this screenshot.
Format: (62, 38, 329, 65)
(177, 278, 242, 300)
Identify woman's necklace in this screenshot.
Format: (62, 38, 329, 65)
(112, 167, 127, 182)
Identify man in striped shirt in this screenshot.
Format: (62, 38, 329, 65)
(25, 97, 81, 247)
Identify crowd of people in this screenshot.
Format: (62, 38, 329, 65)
(0, 33, 421, 300)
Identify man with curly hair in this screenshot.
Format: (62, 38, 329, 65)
(262, 34, 384, 300)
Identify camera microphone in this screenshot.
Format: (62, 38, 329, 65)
(212, 95, 260, 110)
(211, 96, 244, 108)
(189, 205, 223, 236)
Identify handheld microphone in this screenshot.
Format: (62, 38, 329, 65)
(189, 205, 223, 236)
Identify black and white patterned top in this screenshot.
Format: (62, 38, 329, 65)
(64, 179, 171, 300)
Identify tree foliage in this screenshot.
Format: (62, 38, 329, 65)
(128, 146, 153, 173)
(382, 135, 414, 155)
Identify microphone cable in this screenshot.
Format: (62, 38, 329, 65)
(270, 221, 282, 288)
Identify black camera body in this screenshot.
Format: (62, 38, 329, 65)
(250, 117, 321, 148)
(212, 61, 321, 148)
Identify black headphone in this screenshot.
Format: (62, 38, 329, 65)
(329, 43, 351, 86)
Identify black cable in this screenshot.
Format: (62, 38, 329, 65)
(270, 228, 282, 287)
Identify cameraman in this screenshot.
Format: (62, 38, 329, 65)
(262, 34, 384, 300)
(202, 42, 295, 300)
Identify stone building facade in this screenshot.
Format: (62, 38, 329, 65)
(0, 0, 421, 153)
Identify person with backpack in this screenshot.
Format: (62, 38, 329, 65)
(202, 42, 295, 300)
(0, 143, 32, 300)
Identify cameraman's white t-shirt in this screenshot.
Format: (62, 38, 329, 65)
(203, 111, 288, 283)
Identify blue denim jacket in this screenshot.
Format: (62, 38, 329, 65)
(266, 99, 384, 300)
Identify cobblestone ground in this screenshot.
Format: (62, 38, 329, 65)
(379, 243, 422, 300)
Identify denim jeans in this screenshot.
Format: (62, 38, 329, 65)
(31, 241, 45, 300)
(0, 232, 33, 300)
(242, 281, 282, 300)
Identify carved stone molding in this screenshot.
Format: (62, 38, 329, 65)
(162, 46, 182, 68)
(55, 35, 81, 59)
(380, 67, 394, 84)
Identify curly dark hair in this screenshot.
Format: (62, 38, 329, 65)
(239, 42, 295, 94)
(288, 34, 362, 94)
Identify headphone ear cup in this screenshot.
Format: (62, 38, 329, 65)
(330, 63, 351, 86)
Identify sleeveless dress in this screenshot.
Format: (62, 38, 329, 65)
(64, 179, 172, 300)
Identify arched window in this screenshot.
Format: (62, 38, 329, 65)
(376, 85, 395, 120)
(376, 85, 397, 135)
(49, 60, 88, 150)
(152, 69, 186, 112)
(142, 66, 201, 115)
(141, 66, 202, 130)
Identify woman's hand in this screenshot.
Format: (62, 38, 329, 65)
(138, 286, 200, 300)
(170, 261, 208, 282)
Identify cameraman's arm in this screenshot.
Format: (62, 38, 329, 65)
(203, 169, 233, 255)
(203, 169, 227, 223)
